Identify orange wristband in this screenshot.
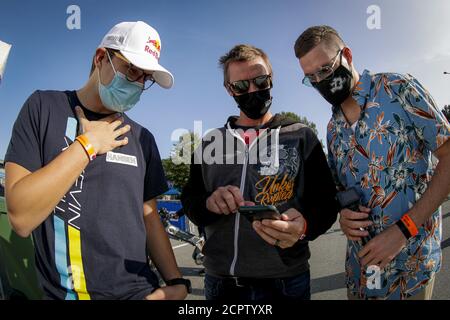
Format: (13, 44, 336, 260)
(400, 214, 419, 237)
(76, 134, 97, 161)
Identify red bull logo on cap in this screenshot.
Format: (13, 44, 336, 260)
(145, 37, 161, 60)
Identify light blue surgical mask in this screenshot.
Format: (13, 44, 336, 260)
(98, 52, 144, 113)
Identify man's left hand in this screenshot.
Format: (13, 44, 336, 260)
(252, 208, 306, 249)
(358, 224, 408, 269)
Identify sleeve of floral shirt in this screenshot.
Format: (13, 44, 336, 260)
(326, 125, 344, 191)
(395, 74, 450, 153)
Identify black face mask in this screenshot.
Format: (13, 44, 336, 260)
(312, 64, 353, 106)
(233, 88, 272, 120)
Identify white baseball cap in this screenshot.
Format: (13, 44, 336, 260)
(99, 21, 174, 89)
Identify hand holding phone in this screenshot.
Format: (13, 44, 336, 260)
(336, 187, 372, 243)
(239, 205, 281, 222)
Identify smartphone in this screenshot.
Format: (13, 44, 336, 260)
(239, 205, 281, 222)
(336, 187, 370, 244)
(336, 187, 360, 212)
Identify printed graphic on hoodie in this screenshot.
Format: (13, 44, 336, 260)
(255, 145, 299, 206)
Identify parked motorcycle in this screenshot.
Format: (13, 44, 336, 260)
(158, 207, 205, 265)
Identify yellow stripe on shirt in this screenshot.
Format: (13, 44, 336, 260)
(68, 225, 91, 300)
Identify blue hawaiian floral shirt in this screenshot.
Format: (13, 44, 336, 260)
(327, 69, 450, 299)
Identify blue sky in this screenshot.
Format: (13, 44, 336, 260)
(1, 0, 450, 159)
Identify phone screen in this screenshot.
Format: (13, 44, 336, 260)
(239, 205, 281, 221)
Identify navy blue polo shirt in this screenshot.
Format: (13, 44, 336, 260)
(5, 90, 168, 300)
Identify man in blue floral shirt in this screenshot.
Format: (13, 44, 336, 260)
(294, 25, 450, 299)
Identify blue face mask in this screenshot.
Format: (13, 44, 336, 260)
(98, 52, 144, 113)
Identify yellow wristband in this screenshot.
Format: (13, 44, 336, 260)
(76, 134, 97, 161)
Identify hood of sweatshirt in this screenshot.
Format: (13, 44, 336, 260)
(225, 113, 299, 130)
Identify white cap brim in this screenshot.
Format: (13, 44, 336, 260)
(120, 50, 174, 89)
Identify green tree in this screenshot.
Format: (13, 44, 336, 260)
(279, 111, 324, 148)
(162, 131, 200, 191)
(279, 111, 319, 136)
(161, 158, 190, 191)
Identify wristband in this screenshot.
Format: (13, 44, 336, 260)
(400, 214, 419, 237)
(76, 134, 97, 161)
(396, 214, 419, 239)
(395, 219, 411, 239)
(299, 219, 307, 240)
(166, 278, 192, 294)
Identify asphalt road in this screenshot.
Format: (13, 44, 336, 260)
(173, 200, 450, 300)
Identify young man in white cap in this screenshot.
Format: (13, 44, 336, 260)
(4, 21, 190, 300)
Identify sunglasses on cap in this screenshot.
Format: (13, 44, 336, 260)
(227, 74, 272, 95)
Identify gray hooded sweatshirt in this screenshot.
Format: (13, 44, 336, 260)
(181, 113, 338, 278)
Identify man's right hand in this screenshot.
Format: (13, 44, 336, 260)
(75, 106, 130, 155)
(339, 206, 373, 241)
(206, 185, 253, 215)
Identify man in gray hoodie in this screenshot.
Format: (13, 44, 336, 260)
(181, 44, 338, 301)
